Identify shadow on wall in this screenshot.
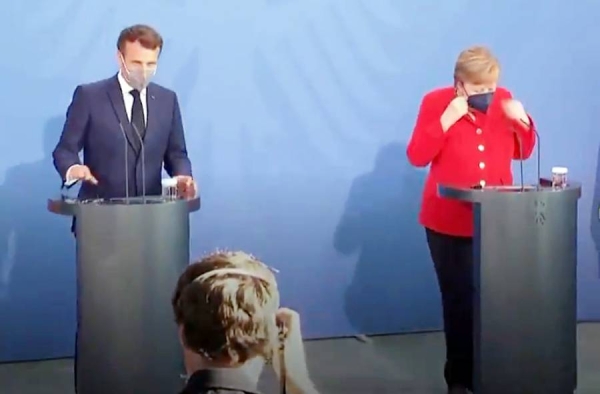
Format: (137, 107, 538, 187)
(591, 144, 600, 280)
(0, 116, 76, 362)
(334, 142, 442, 335)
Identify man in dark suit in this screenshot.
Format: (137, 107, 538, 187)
(53, 24, 196, 201)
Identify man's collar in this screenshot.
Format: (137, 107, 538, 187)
(182, 368, 261, 394)
(117, 71, 146, 96)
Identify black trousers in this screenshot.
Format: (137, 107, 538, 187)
(425, 228, 474, 390)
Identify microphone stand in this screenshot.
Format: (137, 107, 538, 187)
(131, 123, 146, 202)
(520, 118, 541, 190)
(513, 118, 540, 191)
(514, 130, 525, 192)
(118, 123, 130, 202)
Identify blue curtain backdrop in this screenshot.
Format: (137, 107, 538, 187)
(0, 0, 599, 362)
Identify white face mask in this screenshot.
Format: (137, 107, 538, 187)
(120, 53, 156, 90)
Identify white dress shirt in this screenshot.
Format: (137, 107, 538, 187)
(117, 71, 148, 125)
(65, 72, 148, 185)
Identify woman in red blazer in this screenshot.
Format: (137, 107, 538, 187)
(406, 46, 536, 394)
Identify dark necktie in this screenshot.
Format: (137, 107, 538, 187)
(130, 89, 146, 140)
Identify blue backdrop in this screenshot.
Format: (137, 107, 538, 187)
(0, 0, 599, 362)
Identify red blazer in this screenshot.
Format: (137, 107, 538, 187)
(407, 87, 536, 237)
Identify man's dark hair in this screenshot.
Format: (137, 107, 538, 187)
(117, 24, 163, 53)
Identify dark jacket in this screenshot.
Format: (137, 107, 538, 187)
(53, 74, 192, 199)
(181, 368, 262, 394)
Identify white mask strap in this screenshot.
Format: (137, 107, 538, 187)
(119, 52, 132, 75)
(193, 268, 269, 283)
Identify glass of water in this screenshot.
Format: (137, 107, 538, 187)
(551, 167, 568, 189)
(161, 178, 179, 200)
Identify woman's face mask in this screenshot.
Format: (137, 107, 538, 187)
(458, 82, 496, 113)
(467, 92, 494, 113)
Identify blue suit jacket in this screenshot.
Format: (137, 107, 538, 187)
(53, 74, 192, 199)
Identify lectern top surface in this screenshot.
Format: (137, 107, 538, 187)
(47, 196, 201, 216)
(438, 182, 581, 203)
(81, 196, 171, 204)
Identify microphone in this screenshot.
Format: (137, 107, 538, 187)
(118, 122, 130, 201)
(130, 123, 146, 201)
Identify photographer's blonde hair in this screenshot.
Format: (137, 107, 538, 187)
(454, 45, 500, 84)
(174, 251, 280, 365)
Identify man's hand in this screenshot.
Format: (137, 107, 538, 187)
(275, 307, 305, 370)
(273, 308, 318, 394)
(67, 165, 98, 184)
(502, 99, 530, 126)
(273, 308, 316, 391)
(276, 308, 301, 340)
(174, 176, 197, 199)
(440, 96, 469, 132)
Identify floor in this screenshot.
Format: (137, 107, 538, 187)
(0, 323, 598, 393)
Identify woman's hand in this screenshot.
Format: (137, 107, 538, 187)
(502, 99, 530, 126)
(440, 96, 469, 132)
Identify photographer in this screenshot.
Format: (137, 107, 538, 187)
(172, 251, 318, 394)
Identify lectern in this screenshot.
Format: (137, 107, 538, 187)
(48, 196, 201, 394)
(438, 183, 580, 394)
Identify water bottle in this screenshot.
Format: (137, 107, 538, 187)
(161, 178, 178, 200)
(551, 167, 568, 189)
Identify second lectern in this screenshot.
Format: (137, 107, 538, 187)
(439, 183, 580, 394)
(48, 196, 200, 394)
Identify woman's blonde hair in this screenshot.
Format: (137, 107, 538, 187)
(454, 46, 500, 84)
